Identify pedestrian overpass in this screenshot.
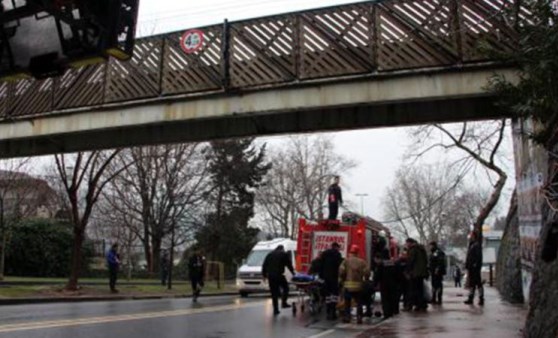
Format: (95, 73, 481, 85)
(0, 0, 529, 157)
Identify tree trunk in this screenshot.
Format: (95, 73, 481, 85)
(0, 231, 6, 281)
(126, 243, 132, 281)
(67, 228, 85, 291)
(168, 224, 175, 290)
(473, 172, 508, 243)
(142, 236, 152, 274)
(152, 236, 162, 276)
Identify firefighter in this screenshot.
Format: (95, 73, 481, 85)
(339, 245, 370, 324)
(327, 176, 343, 220)
(429, 241, 446, 304)
(262, 245, 295, 315)
(464, 231, 484, 306)
(320, 242, 343, 320)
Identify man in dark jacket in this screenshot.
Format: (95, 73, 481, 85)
(429, 241, 446, 304)
(464, 231, 484, 305)
(327, 176, 343, 220)
(374, 247, 399, 318)
(319, 242, 343, 320)
(405, 238, 428, 311)
(262, 245, 295, 315)
(106, 243, 120, 293)
(454, 265, 462, 287)
(188, 250, 206, 302)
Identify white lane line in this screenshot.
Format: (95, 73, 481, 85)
(306, 329, 336, 338)
(0, 301, 265, 333)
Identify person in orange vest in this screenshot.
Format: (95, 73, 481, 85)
(327, 176, 343, 220)
(339, 245, 370, 324)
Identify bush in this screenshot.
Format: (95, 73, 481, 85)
(5, 219, 94, 278)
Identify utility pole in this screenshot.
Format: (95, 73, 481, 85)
(355, 193, 368, 215)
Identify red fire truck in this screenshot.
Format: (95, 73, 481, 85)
(295, 212, 392, 273)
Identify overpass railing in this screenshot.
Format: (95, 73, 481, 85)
(0, 0, 530, 120)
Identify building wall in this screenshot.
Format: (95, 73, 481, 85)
(513, 118, 558, 337)
(512, 118, 548, 301)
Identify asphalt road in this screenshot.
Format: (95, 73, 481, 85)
(0, 295, 380, 338)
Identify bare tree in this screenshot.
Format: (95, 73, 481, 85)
(53, 150, 126, 290)
(383, 161, 491, 246)
(101, 143, 210, 278)
(409, 120, 509, 238)
(445, 188, 491, 247)
(382, 162, 465, 243)
(257, 136, 356, 238)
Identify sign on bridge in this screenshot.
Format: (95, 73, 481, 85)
(180, 29, 205, 54)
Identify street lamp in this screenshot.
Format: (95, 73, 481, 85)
(355, 193, 368, 215)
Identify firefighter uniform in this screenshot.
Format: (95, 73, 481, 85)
(339, 245, 370, 324)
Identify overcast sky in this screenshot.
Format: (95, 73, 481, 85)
(132, 0, 517, 223)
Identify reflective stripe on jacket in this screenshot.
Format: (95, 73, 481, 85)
(339, 256, 370, 292)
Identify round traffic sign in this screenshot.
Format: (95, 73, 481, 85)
(180, 29, 205, 54)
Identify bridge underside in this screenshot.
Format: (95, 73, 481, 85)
(0, 68, 515, 158)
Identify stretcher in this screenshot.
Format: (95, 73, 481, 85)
(290, 279, 324, 316)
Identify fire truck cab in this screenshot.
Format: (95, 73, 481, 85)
(295, 212, 391, 273)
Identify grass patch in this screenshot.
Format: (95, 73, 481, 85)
(0, 285, 50, 298)
(0, 280, 235, 298)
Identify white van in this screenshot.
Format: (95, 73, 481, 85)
(236, 238, 297, 297)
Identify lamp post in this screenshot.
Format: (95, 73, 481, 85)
(355, 193, 368, 215)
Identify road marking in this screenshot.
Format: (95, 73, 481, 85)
(0, 301, 265, 333)
(306, 329, 335, 338)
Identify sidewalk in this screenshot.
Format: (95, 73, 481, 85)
(357, 286, 526, 338)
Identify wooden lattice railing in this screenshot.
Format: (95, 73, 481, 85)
(0, 0, 531, 120)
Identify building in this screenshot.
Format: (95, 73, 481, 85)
(0, 170, 59, 220)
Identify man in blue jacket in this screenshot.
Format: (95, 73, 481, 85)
(106, 243, 120, 293)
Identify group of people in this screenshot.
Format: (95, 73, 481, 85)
(261, 228, 485, 322)
(105, 244, 207, 301)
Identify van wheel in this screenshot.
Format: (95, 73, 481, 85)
(239, 292, 249, 298)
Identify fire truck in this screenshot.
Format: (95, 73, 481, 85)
(295, 212, 392, 273)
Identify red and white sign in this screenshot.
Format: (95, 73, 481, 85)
(312, 231, 349, 258)
(180, 29, 205, 54)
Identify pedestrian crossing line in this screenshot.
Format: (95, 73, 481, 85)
(0, 301, 265, 333)
(306, 329, 335, 338)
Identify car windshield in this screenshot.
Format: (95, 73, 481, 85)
(246, 250, 272, 267)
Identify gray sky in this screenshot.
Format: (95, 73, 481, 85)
(134, 0, 516, 222)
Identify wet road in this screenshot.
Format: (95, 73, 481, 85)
(0, 295, 377, 338)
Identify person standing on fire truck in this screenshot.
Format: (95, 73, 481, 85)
(327, 176, 343, 220)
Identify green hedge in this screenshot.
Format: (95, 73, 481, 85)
(5, 219, 94, 278)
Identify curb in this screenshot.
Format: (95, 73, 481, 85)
(0, 291, 243, 306)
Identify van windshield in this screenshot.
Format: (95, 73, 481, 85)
(246, 250, 272, 266)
